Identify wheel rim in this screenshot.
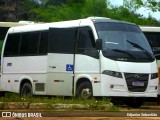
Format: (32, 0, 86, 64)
(81, 88, 91, 99)
(23, 87, 31, 98)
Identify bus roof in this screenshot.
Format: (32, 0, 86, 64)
(0, 21, 35, 27)
(140, 26, 160, 32)
(7, 17, 138, 34)
(90, 17, 135, 25)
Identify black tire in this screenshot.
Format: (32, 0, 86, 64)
(76, 81, 92, 99)
(20, 82, 33, 98)
(125, 97, 144, 108)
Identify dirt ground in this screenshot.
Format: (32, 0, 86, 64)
(0, 99, 160, 120)
(0, 117, 160, 120)
(0, 111, 160, 120)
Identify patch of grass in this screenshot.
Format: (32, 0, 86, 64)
(0, 102, 5, 109)
(0, 92, 120, 111)
(1, 92, 22, 102)
(108, 105, 120, 112)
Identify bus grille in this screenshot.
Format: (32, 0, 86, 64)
(124, 73, 149, 92)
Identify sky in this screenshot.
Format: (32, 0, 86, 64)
(109, 0, 160, 21)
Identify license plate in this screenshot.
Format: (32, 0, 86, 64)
(132, 81, 144, 87)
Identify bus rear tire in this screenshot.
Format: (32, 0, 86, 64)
(76, 81, 92, 99)
(125, 97, 144, 108)
(20, 82, 33, 98)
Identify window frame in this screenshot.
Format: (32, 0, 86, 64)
(76, 26, 98, 58)
(4, 30, 49, 57)
(48, 27, 78, 54)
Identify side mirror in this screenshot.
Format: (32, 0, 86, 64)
(96, 39, 102, 50)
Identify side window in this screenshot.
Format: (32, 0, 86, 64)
(20, 32, 39, 55)
(144, 32, 160, 55)
(39, 31, 48, 54)
(76, 27, 98, 58)
(77, 27, 96, 53)
(4, 34, 21, 56)
(49, 28, 77, 53)
(4, 31, 48, 56)
(144, 32, 160, 47)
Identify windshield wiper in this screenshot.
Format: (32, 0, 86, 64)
(127, 40, 154, 59)
(112, 49, 136, 58)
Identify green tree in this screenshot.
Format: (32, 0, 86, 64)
(30, 0, 110, 21)
(0, 0, 160, 26)
(0, 0, 19, 21)
(81, 0, 109, 17)
(17, 0, 39, 20)
(143, 0, 160, 12)
(123, 0, 160, 12)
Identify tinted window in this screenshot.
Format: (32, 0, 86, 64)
(95, 22, 141, 32)
(4, 31, 49, 57)
(49, 28, 77, 53)
(4, 34, 21, 56)
(39, 31, 48, 54)
(96, 23, 154, 62)
(77, 27, 96, 52)
(20, 32, 39, 55)
(76, 27, 98, 58)
(144, 32, 160, 55)
(144, 32, 160, 47)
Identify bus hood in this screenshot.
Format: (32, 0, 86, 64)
(116, 60, 158, 73)
(101, 57, 158, 73)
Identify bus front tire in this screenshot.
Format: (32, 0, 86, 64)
(76, 81, 92, 99)
(20, 83, 33, 98)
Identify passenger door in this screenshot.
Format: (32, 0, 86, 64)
(75, 26, 99, 73)
(46, 27, 77, 96)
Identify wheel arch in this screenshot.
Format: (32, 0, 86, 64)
(19, 77, 32, 94)
(75, 75, 93, 95)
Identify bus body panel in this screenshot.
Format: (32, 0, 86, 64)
(100, 56, 158, 97)
(46, 72, 73, 96)
(3, 56, 47, 74)
(1, 56, 47, 93)
(74, 54, 100, 73)
(116, 60, 158, 73)
(46, 53, 74, 96)
(100, 74, 157, 97)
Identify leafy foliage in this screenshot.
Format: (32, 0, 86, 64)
(0, 0, 160, 25)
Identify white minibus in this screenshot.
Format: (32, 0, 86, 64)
(140, 26, 160, 98)
(0, 17, 158, 108)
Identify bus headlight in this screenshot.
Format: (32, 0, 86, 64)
(102, 70, 122, 78)
(151, 73, 158, 79)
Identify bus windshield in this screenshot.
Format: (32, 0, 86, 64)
(95, 22, 155, 62)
